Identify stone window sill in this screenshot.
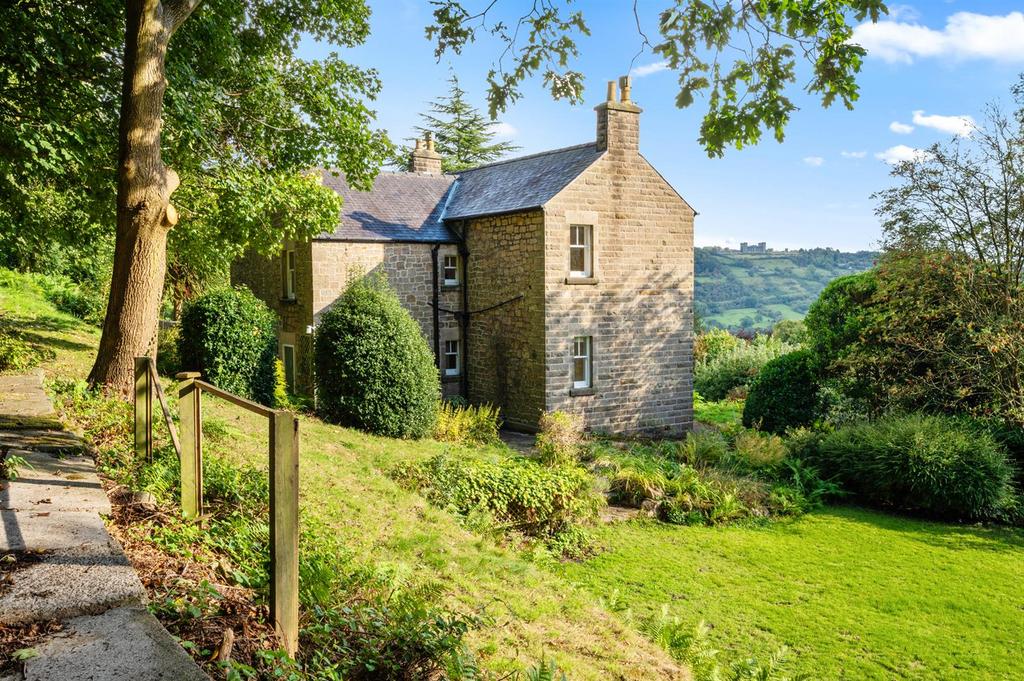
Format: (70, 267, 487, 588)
(441, 283, 461, 291)
(442, 374, 461, 383)
(279, 297, 298, 305)
(565, 277, 599, 286)
(569, 387, 596, 397)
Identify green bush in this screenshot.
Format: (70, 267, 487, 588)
(38, 275, 107, 325)
(156, 325, 180, 377)
(535, 410, 585, 466)
(694, 328, 740, 364)
(742, 350, 821, 433)
(804, 270, 877, 367)
(814, 414, 1015, 520)
(314, 275, 438, 439)
(397, 453, 600, 540)
(434, 401, 502, 446)
(771, 319, 808, 345)
(694, 335, 795, 401)
(178, 287, 278, 405)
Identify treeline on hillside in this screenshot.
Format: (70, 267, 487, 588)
(695, 247, 877, 331)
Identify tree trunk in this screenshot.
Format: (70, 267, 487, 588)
(88, 0, 196, 395)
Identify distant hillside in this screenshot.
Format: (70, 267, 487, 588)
(695, 247, 878, 331)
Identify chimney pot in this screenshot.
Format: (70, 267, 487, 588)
(410, 132, 443, 174)
(619, 75, 632, 102)
(606, 80, 617, 102)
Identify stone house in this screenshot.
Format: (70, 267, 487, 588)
(232, 77, 696, 435)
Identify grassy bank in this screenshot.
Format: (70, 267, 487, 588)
(0, 271, 682, 679)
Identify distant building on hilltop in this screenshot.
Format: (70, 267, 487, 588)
(740, 241, 767, 254)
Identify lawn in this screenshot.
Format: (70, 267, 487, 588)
(557, 509, 1024, 680)
(6, 269, 1024, 680)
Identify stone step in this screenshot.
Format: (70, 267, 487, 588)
(0, 509, 146, 625)
(0, 430, 85, 455)
(1, 450, 110, 514)
(18, 606, 210, 681)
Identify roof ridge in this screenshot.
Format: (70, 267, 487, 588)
(457, 142, 596, 174)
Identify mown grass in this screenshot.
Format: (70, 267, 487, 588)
(1, 270, 682, 679)
(557, 509, 1024, 680)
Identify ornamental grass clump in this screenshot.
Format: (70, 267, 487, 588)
(535, 410, 585, 466)
(314, 274, 439, 439)
(814, 414, 1016, 520)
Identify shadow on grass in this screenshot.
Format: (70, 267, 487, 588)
(814, 504, 1024, 555)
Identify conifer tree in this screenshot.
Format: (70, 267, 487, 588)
(399, 74, 519, 172)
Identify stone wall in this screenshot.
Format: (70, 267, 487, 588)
(463, 210, 547, 430)
(542, 137, 695, 435)
(230, 240, 315, 393)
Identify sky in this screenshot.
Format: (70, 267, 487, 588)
(298, 1, 1024, 252)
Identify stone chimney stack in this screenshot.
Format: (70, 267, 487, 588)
(410, 133, 443, 175)
(595, 75, 642, 152)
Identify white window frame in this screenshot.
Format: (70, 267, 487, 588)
(444, 339, 461, 377)
(442, 254, 459, 286)
(572, 336, 592, 389)
(284, 249, 296, 300)
(568, 224, 593, 278)
(281, 344, 296, 391)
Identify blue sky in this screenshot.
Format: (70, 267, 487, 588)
(299, 2, 1024, 251)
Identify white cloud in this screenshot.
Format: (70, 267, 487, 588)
(840, 150, 867, 159)
(888, 4, 921, 22)
(853, 11, 1024, 64)
(912, 110, 975, 137)
(889, 121, 915, 134)
(489, 121, 518, 138)
(803, 156, 825, 167)
(875, 144, 931, 164)
(631, 61, 670, 77)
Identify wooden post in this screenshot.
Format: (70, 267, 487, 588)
(134, 357, 152, 461)
(270, 410, 299, 657)
(176, 372, 203, 518)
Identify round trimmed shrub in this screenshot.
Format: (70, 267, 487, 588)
(804, 270, 877, 366)
(178, 287, 277, 405)
(742, 349, 821, 433)
(314, 275, 438, 438)
(814, 414, 1015, 520)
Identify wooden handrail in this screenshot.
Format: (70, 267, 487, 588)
(162, 366, 299, 657)
(149, 361, 182, 459)
(186, 379, 276, 418)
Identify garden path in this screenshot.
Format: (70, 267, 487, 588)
(0, 370, 207, 680)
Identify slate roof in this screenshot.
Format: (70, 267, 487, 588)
(443, 143, 604, 220)
(317, 170, 457, 242)
(316, 142, 604, 242)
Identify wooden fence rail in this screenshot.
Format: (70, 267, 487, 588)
(133, 357, 299, 657)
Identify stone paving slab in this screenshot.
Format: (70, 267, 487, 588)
(1, 509, 113, 554)
(0, 429, 85, 454)
(0, 547, 146, 625)
(1, 450, 110, 514)
(22, 606, 210, 681)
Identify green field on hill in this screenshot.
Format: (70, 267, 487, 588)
(695, 248, 877, 331)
